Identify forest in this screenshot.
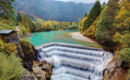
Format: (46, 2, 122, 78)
(78, 0, 130, 79)
(13, 0, 93, 21)
(0, 11, 78, 37)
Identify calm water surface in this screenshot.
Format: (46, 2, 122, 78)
(29, 30, 82, 46)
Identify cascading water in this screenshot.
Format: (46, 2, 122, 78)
(37, 43, 113, 80)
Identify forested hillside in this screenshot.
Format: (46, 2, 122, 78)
(13, 0, 93, 21)
(78, 0, 130, 79)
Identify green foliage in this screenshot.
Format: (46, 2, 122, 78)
(113, 0, 130, 49)
(20, 40, 35, 71)
(33, 17, 78, 32)
(84, 17, 99, 38)
(95, 0, 119, 45)
(113, 32, 130, 49)
(78, 16, 88, 33)
(0, 40, 16, 54)
(84, 1, 101, 29)
(0, 52, 24, 80)
(0, 0, 15, 18)
(114, 0, 130, 30)
(20, 39, 35, 55)
(119, 48, 130, 62)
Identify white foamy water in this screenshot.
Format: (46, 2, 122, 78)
(37, 43, 113, 80)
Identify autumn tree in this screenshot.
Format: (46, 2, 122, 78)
(84, 17, 99, 38)
(113, 0, 130, 49)
(78, 16, 88, 33)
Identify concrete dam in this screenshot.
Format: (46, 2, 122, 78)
(37, 43, 113, 80)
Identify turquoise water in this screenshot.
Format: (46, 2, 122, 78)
(29, 30, 82, 46)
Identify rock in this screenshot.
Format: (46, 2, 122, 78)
(20, 40, 37, 71)
(33, 60, 52, 80)
(104, 54, 128, 80)
(20, 69, 34, 80)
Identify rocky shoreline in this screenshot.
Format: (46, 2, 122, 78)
(20, 60, 52, 80)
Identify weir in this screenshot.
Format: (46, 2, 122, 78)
(37, 43, 113, 80)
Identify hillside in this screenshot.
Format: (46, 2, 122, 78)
(13, 0, 93, 21)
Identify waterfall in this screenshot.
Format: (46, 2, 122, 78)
(37, 43, 113, 80)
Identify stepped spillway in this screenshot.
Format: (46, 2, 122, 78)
(37, 43, 113, 80)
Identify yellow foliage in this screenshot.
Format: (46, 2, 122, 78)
(0, 40, 16, 54)
(113, 0, 130, 49)
(78, 16, 88, 33)
(115, 0, 130, 29)
(18, 22, 29, 36)
(41, 21, 48, 29)
(113, 32, 130, 49)
(84, 17, 99, 38)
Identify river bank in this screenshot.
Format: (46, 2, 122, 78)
(70, 32, 97, 44)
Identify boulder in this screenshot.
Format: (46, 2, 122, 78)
(20, 69, 34, 80)
(33, 60, 52, 80)
(104, 55, 128, 80)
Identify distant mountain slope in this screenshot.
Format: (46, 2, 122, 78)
(13, 0, 93, 21)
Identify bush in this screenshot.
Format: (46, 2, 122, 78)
(119, 48, 130, 62)
(20, 40, 35, 55)
(0, 40, 16, 54)
(0, 52, 24, 80)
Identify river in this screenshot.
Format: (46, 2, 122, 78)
(29, 30, 81, 46)
(29, 30, 113, 80)
(29, 30, 101, 47)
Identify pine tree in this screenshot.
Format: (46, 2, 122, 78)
(0, 0, 15, 18)
(17, 12, 22, 23)
(84, 1, 101, 29)
(95, 0, 119, 46)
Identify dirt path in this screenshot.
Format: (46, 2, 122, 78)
(71, 32, 97, 44)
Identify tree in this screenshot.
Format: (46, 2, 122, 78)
(41, 21, 48, 30)
(101, 2, 106, 10)
(95, 0, 119, 46)
(113, 0, 130, 49)
(0, 0, 15, 18)
(119, 48, 130, 63)
(84, 1, 101, 29)
(16, 12, 22, 24)
(84, 17, 99, 38)
(78, 16, 88, 33)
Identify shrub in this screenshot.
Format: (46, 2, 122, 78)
(20, 40, 35, 55)
(119, 48, 130, 62)
(0, 52, 24, 80)
(0, 40, 16, 54)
